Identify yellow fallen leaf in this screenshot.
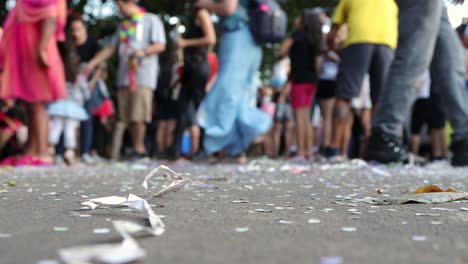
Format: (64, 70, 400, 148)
(414, 185, 458, 194)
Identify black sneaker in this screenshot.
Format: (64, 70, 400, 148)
(365, 128, 409, 164)
(127, 151, 148, 161)
(451, 138, 468, 167)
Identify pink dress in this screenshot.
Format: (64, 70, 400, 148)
(0, 0, 67, 103)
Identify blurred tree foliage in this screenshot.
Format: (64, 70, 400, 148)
(0, 0, 338, 82)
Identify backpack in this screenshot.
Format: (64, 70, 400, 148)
(248, 0, 287, 44)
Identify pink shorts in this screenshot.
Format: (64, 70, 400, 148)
(290, 82, 317, 109)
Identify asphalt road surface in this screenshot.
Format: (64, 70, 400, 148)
(1, 159, 467, 264)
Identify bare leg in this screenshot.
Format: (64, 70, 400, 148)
(273, 122, 282, 157)
(131, 122, 146, 154)
(111, 122, 127, 161)
(359, 109, 372, 158)
(294, 109, 306, 157)
(165, 119, 177, 150)
(411, 135, 421, 155)
(331, 99, 352, 155)
(306, 120, 314, 157)
(284, 121, 293, 158)
(29, 103, 51, 161)
(341, 111, 354, 158)
(25, 104, 38, 156)
(190, 125, 201, 155)
(156, 120, 167, 153)
(430, 128, 446, 158)
(319, 98, 335, 148)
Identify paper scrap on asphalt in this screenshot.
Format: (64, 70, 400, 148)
(141, 165, 189, 197)
(89, 196, 127, 206)
(59, 222, 146, 264)
(142, 165, 187, 190)
(368, 192, 468, 205)
(82, 194, 165, 236)
(153, 179, 188, 198)
(81, 201, 98, 210)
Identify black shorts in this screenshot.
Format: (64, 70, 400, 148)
(155, 95, 179, 120)
(411, 97, 445, 134)
(316, 80, 336, 99)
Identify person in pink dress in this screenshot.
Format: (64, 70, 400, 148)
(0, 0, 67, 166)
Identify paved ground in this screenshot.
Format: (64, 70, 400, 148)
(1, 159, 468, 264)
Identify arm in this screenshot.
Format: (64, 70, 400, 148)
(38, 17, 57, 67)
(88, 64, 105, 91)
(195, 0, 238, 16)
(327, 24, 340, 52)
(139, 42, 166, 57)
(135, 16, 167, 58)
(86, 45, 117, 74)
(278, 38, 293, 60)
(178, 9, 217, 49)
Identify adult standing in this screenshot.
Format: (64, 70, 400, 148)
(169, 0, 217, 160)
(194, 0, 272, 161)
(328, 0, 398, 159)
(367, 0, 468, 166)
(84, 0, 166, 160)
(0, 0, 67, 166)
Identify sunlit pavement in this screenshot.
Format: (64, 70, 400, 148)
(1, 159, 467, 264)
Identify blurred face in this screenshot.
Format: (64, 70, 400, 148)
(294, 17, 301, 30)
(116, 0, 134, 17)
(70, 20, 87, 45)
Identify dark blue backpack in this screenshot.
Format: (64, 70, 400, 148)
(248, 0, 287, 44)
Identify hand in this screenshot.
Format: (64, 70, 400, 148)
(38, 49, 49, 68)
(278, 95, 286, 104)
(81, 63, 95, 78)
(176, 38, 186, 49)
(132, 49, 146, 59)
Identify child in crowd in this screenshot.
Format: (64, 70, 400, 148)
(279, 10, 323, 160)
(48, 42, 96, 164)
(260, 86, 276, 157)
(271, 59, 295, 158)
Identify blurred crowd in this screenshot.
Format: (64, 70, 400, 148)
(1, 0, 468, 167)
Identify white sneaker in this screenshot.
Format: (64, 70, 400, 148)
(81, 153, 95, 165)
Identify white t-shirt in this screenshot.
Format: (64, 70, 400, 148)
(320, 52, 339, 81)
(271, 58, 289, 81)
(416, 71, 431, 99)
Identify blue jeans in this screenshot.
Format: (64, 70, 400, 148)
(197, 26, 272, 155)
(373, 0, 468, 142)
(80, 102, 93, 155)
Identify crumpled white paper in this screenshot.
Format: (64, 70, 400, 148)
(59, 221, 146, 264)
(142, 165, 189, 197)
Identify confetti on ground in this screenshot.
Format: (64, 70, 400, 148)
(93, 228, 111, 234)
(234, 227, 249, 233)
(412, 236, 427, 241)
(320, 256, 344, 264)
(341, 227, 357, 232)
(53, 227, 69, 232)
(0, 233, 12, 238)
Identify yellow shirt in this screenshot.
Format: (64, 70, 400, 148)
(332, 0, 398, 49)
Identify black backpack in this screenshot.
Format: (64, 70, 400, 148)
(248, 0, 287, 44)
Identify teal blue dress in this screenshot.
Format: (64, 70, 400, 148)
(196, 0, 272, 155)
